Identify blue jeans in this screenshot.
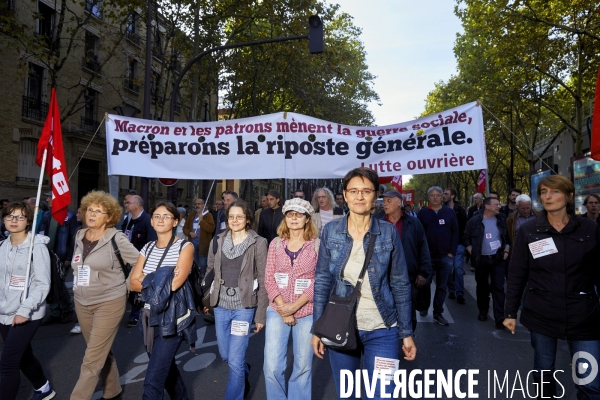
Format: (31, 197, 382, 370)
(431, 255, 453, 316)
(214, 306, 256, 400)
(198, 256, 208, 278)
(447, 245, 465, 296)
(530, 331, 600, 399)
(328, 327, 400, 400)
(138, 323, 188, 400)
(264, 307, 313, 400)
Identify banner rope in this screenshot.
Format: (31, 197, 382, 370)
(68, 114, 107, 181)
(479, 102, 557, 174)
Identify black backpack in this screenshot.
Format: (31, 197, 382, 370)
(180, 240, 204, 313)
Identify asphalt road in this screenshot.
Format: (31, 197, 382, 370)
(3, 265, 579, 399)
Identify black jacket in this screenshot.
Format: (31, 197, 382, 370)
(467, 204, 482, 220)
(257, 207, 283, 244)
(122, 211, 157, 251)
(447, 202, 467, 246)
(39, 209, 80, 262)
(374, 213, 432, 280)
(142, 266, 197, 344)
(464, 213, 509, 266)
(505, 215, 600, 340)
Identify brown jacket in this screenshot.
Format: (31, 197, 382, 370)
(206, 230, 268, 324)
(506, 209, 540, 254)
(183, 211, 215, 256)
(72, 227, 139, 306)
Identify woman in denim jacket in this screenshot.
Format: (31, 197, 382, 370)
(311, 167, 416, 399)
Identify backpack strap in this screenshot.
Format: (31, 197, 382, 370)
(275, 237, 281, 252)
(110, 234, 127, 271)
(314, 238, 320, 255)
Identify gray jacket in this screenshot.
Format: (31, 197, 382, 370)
(0, 233, 51, 325)
(206, 230, 268, 324)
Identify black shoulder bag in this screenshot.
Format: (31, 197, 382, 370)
(111, 234, 132, 278)
(313, 233, 377, 352)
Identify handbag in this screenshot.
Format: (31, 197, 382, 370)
(313, 233, 376, 352)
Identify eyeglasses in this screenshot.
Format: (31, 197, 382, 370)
(153, 214, 174, 221)
(3, 215, 26, 222)
(285, 212, 306, 219)
(228, 215, 246, 221)
(345, 188, 375, 197)
(86, 209, 108, 216)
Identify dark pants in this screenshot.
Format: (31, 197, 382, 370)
(129, 292, 141, 320)
(139, 323, 188, 400)
(0, 319, 47, 399)
(474, 255, 505, 322)
(430, 255, 453, 316)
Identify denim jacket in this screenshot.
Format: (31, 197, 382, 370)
(313, 215, 413, 339)
(141, 266, 197, 345)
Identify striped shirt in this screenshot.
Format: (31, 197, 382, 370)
(264, 237, 318, 318)
(141, 239, 192, 275)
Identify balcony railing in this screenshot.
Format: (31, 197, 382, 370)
(22, 95, 49, 121)
(174, 102, 181, 113)
(123, 78, 140, 94)
(125, 30, 140, 45)
(152, 47, 164, 61)
(81, 116, 100, 132)
(82, 56, 101, 74)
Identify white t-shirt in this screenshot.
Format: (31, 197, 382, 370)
(320, 209, 334, 226)
(140, 239, 192, 275)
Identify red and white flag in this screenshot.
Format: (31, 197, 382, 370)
(476, 169, 487, 194)
(36, 88, 71, 225)
(592, 60, 600, 161)
(391, 175, 402, 191)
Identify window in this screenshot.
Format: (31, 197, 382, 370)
(17, 139, 42, 183)
(82, 31, 101, 73)
(153, 30, 163, 60)
(124, 57, 139, 93)
(151, 71, 162, 102)
(36, 1, 55, 48)
(0, 0, 14, 16)
(22, 63, 48, 121)
(84, 0, 101, 18)
(125, 12, 140, 45)
(81, 88, 99, 131)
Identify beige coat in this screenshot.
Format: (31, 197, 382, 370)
(206, 229, 268, 324)
(71, 227, 139, 306)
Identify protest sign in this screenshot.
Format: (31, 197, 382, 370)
(106, 101, 486, 179)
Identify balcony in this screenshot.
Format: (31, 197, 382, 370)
(81, 116, 100, 132)
(82, 56, 101, 74)
(0, 0, 13, 16)
(125, 30, 140, 46)
(152, 47, 164, 61)
(123, 78, 140, 94)
(174, 102, 181, 114)
(22, 95, 49, 121)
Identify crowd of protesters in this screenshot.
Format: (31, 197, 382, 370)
(0, 167, 598, 400)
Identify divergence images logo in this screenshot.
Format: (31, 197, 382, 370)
(572, 351, 598, 386)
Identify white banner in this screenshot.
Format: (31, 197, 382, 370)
(106, 101, 487, 179)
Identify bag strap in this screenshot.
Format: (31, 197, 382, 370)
(111, 234, 127, 271)
(314, 238, 320, 255)
(142, 235, 176, 271)
(344, 232, 377, 293)
(275, 237, 281, 252)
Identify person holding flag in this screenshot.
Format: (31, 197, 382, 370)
(0, 201, 55, 399)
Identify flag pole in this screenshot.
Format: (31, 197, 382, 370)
(203, 180, 216, 214)
(23, 148, 48, 299)
(485, 169, 490, 197)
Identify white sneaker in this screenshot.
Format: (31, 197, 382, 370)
(70, 324, 81, 334)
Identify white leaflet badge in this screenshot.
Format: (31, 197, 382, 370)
(485, 233, 492, 239)
(193, 222, 199, 230)
(294, 279, 311, 295)
(529, 238, 558, 259)
(73, 254, 81, 263)
(77, 265, 91, 287)
(439, 219, 445, 225)
(8, 275, 26, 291)
(231, 320, 250, 336)
(490, 240, 501, 251)
(274, 273, 289, 289)
(220, 222, 226, 231)
(374, 356, 399, 381)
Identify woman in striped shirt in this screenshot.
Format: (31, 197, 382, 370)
(263, 198, 319, 400)
(129, 201, 194, 400)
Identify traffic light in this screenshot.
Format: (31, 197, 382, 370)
(308, 15, 323, 54)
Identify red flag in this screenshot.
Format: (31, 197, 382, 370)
(36, 88, 71, 225)
(592, 61, 600, 161)
(391, 175, 402, 191)
(476, 169, 486, 194)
